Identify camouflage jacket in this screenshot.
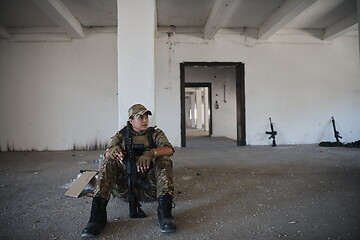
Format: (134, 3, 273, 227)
(107, 126, 174, 153)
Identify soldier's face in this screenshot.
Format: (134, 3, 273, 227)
(130, 114, 149, 133)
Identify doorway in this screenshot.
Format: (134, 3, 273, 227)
(180, 62, 245, 147)
(185, 83, 212, 138)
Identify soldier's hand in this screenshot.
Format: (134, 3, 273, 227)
(137, 150, 156, 173)
(108, 146, 124, 160)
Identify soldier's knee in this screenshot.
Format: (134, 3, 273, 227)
(155, 157, 173, 169)
(99, 157, 123, 176)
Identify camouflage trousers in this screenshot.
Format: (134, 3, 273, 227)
(94, 156, 174, 201)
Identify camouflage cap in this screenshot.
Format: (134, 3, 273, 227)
(128, 104, 152, 118)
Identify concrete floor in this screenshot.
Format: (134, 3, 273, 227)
(0, 136, 360, 240)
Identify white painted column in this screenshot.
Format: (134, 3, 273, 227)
(190, 94, 196, 128)
(185, 96, 191, 127)
(204, 87, 209, 131)
(117, 0, 156, 127)
(196, 89, 203, 129)
(200, 92, 205, 129)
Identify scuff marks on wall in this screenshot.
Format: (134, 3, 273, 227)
(165, 32, 175, 90)
(0, 139, 107, 152)
(72, 138, 108, 151)
(167, 33, 174, 75)
(1, 143, 49, 152)
(6, 143, 15, 152)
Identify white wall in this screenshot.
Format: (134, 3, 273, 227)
(155, 32, 360, 146)
(1, 30, 359, 150)
(0, 32, 118, 151)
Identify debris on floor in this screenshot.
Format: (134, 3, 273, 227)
(63, 171, 98, 198)
(319, 140, 360, 148)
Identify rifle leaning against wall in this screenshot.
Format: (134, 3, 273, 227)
(319, 116, 345, 147)
(265, 117, 277, 147)
(331, 116, 342, 145)
(124, 121, 147, 218)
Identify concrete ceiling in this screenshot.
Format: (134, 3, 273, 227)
(0, 0, 358, 40)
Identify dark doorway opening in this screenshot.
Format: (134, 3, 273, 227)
(180, 62, 245, 147)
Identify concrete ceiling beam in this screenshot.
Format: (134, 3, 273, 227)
(323, 12, 358, 40)
(33, 0, 84, 39)
(203, 0, 237, 39)
(258, 0, 317, 40)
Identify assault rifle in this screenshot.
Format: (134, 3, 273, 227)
(125, 121, 147, 218)
(331, 117, 342, 145)
(265, 117, 277, 147)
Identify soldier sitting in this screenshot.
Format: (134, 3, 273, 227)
(81, 104, 176, 237)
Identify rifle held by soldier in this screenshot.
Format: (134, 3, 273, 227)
(125, 121, 147, 218)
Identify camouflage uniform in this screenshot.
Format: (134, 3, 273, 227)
(94, 126, 174, 202)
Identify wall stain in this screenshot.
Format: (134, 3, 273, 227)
(1, 139, 107, 152)
(72, 138, 108, 151)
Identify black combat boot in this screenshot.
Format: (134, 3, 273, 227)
(157, 193, 176, 233)
(82, 197, 108, 237)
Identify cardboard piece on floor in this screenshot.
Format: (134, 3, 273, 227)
(65, 171, 97, 198)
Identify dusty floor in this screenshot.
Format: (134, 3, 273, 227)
(0, 136, 360, 240)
